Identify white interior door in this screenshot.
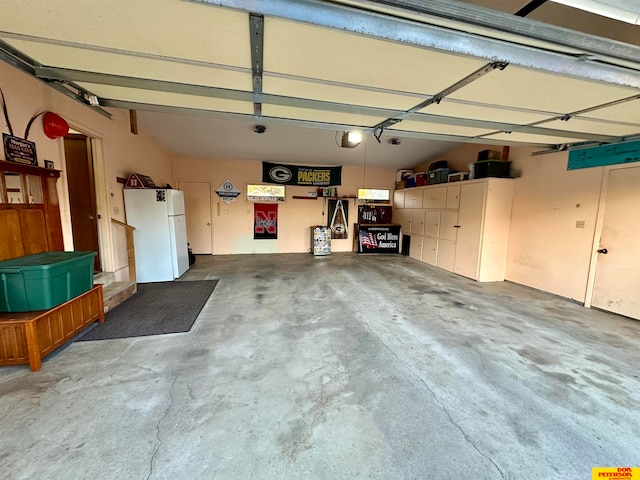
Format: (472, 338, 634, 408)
(591, 166, 640, 320)
(177, 180, 212, 254)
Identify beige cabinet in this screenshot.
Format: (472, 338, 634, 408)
(395, 178, 514, 282)
(409, 234, 423, 260)
(410, 209, 425, 235)
(422, 187, 446, 209)
(405, 189, 424, 209)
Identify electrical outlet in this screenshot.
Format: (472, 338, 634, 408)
(113, 206, 120, 214)
(575, 220, 585, 229)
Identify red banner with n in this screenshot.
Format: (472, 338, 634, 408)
(254, 203, 278, 239)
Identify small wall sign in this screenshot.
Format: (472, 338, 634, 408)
(3, 133, 38, 166)
(125, 172, 157, 188)
(215, 179, 241, 204)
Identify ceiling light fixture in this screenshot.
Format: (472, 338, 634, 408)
(341, 131, 362, 148)
(549, 0, 640, 25)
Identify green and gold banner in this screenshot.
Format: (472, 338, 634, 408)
(262, 161, 341, 186)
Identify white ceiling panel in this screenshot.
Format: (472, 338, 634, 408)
(449, 65, 638, 113)
(418, 99, 553, 125)
(261, 105, 384, 127)
(538, 118, 640, 137)
(263, 75, 421, 111)
(483, 131, 585, 144)
(389, 121, 493, 137)
(263, 18, 489, 95)
(1, 38, 253, 92)
(0, 0, 250, 67)
(580, 99, 640, 124)
(77, 83, 253, 115)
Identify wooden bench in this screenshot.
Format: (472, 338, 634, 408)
(0, 285, 104, 371)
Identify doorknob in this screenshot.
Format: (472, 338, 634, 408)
(597, 248, 608, 254)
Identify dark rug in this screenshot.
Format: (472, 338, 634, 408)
(77, 280, 218, 341)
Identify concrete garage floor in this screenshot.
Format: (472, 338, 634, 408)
(1, 253, 639, 479)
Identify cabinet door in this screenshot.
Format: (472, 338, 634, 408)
(422, 187, 446, 209)
(439, 211, 459, 242)
(422, 236, 438, 266)
(424, 211, 440, 238)
(20, 208, 49, 255)
(409, 234, 423, 260)
(0, 209, 25, 259)
(437, 239, 456, 272)
(446, 185, 461, 209)
(405, 190, 423, 209)
(393, 190, 405, 209)
(454, 182, 486, 280)
(410, 209, 425, 235)
(399, 209, 412, 233)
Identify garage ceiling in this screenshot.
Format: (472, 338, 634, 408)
(0, 0, 639, 169)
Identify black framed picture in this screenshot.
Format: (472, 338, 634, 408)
(44, 160, 55, 169)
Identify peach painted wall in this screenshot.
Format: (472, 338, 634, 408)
(505, 147, 603, 302)
(0, 62, 172, 280)
(172, 156, 396, 254)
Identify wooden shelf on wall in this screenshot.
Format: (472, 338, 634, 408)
(291, 195, 318, 200)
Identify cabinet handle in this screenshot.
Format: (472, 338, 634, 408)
(453, 225, 461, 228)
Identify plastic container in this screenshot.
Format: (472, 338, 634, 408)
(0, 251, 96, 312)
(474, 160, 511, 178)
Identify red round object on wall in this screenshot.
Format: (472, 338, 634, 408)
(43, 112, 69, 139)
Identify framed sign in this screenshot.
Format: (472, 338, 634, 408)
(3, 133, 38, 166)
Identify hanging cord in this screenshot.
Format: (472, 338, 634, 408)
(0, 86, 14, 136)
(362, 136, 368, 188)
(0, 85, 43, 139)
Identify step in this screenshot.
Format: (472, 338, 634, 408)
(93, 271, 116, 288)
(102, 281, 137, 313)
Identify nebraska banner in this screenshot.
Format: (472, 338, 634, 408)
(262, 161, 341, 186)
(254, 203, 278, 239)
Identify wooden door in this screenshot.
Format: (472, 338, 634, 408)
(591, 166, 640, 320)
(177, 180, 212, 254)
(454, 182, 486, 280)
(64, 134, 101, 272)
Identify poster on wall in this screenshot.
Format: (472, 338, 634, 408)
(3, 133, 38, 166)
(358, 225, 400, 254)
(327, 199, 349, 239)
(357, 205, 392, 224)
(215, 179, 241, 203)
(254, 203, 278, 239)
(262, 161, 342, 186)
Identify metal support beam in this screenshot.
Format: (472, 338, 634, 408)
(372, 61, 509, 140)
(0, 40, 111, 118)
(249, 13, 264, 118)
(196, 0, 640, 88)
(34, 65, 404, 118)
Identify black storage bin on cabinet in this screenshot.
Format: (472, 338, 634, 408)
(474, 160, 511, 178)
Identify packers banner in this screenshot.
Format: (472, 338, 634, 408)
(254, 203, 278, 240)
(262, 161, 341, 186)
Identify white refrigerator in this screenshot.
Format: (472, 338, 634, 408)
(124, 188, 189, 283)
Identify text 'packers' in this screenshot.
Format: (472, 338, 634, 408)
(298, 170, 331, 184)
